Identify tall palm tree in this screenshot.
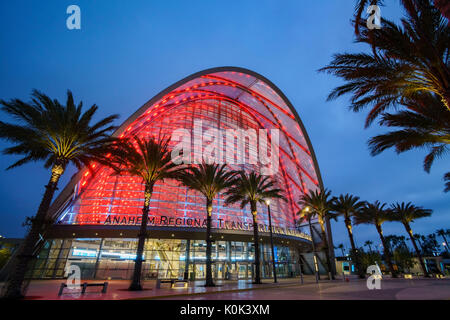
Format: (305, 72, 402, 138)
(353, 201, 398, 277)
(364, 240, 374, 252)
(224, 171, 284, 284)
(298, 188, 336, 280)
(332, 194, 366, 278)
(176, 163, 235, 287)
(436, 229, 449, 252)
(389, 202, 432, 276)
(0, 90, 119, 299)
(111, 136, 182, 290)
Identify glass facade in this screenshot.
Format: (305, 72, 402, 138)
(32, 238, 301, 280)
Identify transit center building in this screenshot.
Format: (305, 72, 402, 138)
(33, 67, 331, 281)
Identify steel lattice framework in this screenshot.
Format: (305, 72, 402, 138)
(51, 67, 322, 233)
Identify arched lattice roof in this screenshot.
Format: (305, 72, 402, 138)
(50, 67, 322, 234)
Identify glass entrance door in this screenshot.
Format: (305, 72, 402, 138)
(194, 264, 206, 279)
(237, 263, 249, 279)
(214, 263, 224, 280)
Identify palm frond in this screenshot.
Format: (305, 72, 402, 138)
(388, 201, 432, 224)
(224, 171, 285, 209)
(0, 90, 120, 172)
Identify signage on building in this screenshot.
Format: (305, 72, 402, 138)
(103, 214, 311, 241)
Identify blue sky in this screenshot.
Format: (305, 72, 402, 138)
(0, 1, 448, 253)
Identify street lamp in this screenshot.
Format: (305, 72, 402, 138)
(264, 198, 277, 283)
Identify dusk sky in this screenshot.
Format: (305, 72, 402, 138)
(0, 1, 448, 253)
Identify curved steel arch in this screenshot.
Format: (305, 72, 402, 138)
(113, 66, 323, 189)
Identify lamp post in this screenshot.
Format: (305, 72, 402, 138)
(265, 199, 277, 283)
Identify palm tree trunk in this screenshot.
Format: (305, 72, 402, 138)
(440, 235, 449, 252)
(308, 219, 320, 280)
(4, 163, 65, 299)
(251, 201, 261, 284)
(205, 199, 215, 287)
(405, 223, 429, 277)
(319, 221, 334, 280)
(345, 217, 364, 278)
(375, 224, 397, 278)
(415, 236, 425, 254)
(129, 183, 153, 290)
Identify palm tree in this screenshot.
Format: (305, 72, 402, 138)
(364, 240, 374, 252)
(0, 90, 119, 299)
(176, 163, 236, 287)
(111, 136, 182, 290)
(332, 194, 366, 278)
(389, 202, 432, 276)
(353, 201, 398, 277)
(224, 171, 284, 284)
(320, 1, 450, 190)
(298, 188, 336, 280)
(436, 229, 449, 252)
(322, 1, 450, 114)
(351, 0, 450, 111)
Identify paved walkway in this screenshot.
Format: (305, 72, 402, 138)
(159, 278, 450, 300)
(20, 277, 309, 300)
(4, 275, 449, 300)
